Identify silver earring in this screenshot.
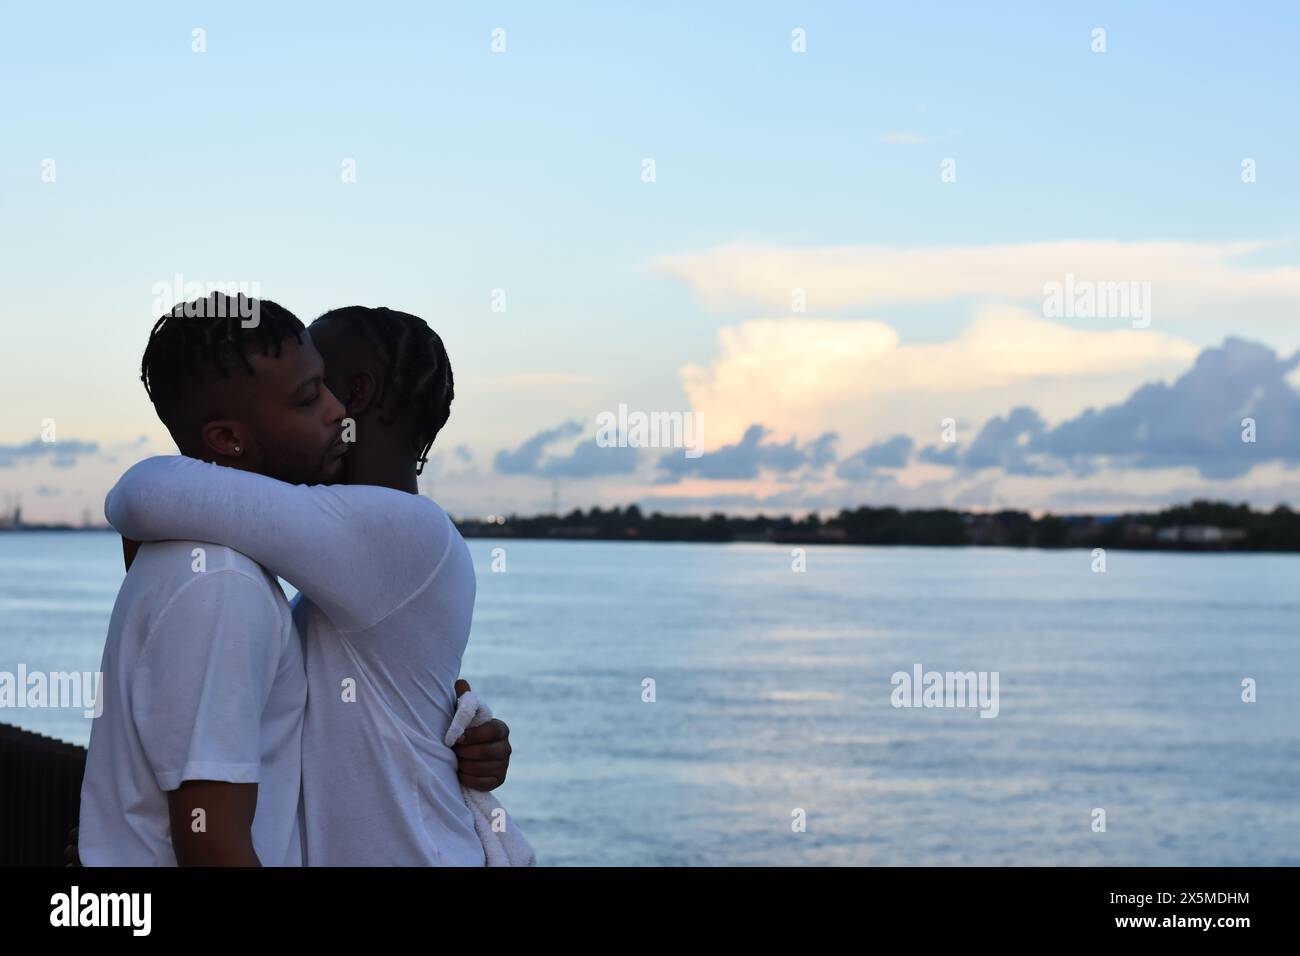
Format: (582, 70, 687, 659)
(233, 444, 242, 454)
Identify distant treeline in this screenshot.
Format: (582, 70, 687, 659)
(456, 500, 1300, 552)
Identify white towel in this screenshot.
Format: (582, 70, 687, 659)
(444, 691, 537, 867)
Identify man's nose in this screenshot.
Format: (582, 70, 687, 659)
(323, 388, 345, 424)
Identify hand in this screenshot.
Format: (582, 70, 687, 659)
(64, 825, 80, 867)
(452, 679, 511, 791)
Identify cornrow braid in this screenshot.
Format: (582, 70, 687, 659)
(140, 293, 305, 429)
(313, 306, 454, 474)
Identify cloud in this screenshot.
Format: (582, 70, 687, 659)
(654, 239, 1300, 318)
(678, 307, 1197, 448)
(922, 338, 1300, 480)
(655, 425, 836, 484)
(493, 420, 639, 478)
(950, 407, 1055, 477)
(541, 439, 641, 478)
(0, 439, 100, 469)
(1037, 338, 1300, 479)
(836, 435, 915, 480)
(493, 421, 583, 475)
(805, 432, 839, 469)
(917, 443, 960, 467)
(419, 443, 483, 491)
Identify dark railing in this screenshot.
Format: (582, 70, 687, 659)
(0, 722, 85, 866)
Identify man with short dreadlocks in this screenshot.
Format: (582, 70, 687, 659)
(83, 295, 520, 866)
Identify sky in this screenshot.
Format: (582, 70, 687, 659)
(3, 2, 1300, 523)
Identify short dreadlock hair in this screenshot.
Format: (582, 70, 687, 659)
(310, 306, 454, 474)
(141, 293, 306, 438)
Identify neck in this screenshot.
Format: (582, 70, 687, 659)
(342, 443, 420, 494)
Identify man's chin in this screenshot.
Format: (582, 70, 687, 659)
(321, 454, 346, 483)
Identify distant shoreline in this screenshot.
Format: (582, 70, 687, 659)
(10, 498, 1297, 554)
(449, 498, 1300, 554)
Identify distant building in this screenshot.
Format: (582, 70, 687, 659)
(1156, 525, 1246, 545)
(0, 502, 21, 529)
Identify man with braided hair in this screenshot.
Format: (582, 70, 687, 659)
(82, 295, 513, 866)
(307, 305, 454, 483)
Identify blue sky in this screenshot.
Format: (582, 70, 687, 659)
(3, 2, 1299, 521)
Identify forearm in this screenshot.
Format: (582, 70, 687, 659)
(107, 455, 443, 628)
(107, 456, 365, 616)
(167, 780, 261, 867)
(173, 837, 261, 867)
(107, 456, 317, 559)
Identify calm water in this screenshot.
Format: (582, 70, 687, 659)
(1, 530, 1297, 866)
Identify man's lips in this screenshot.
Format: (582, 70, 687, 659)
(328, 439, 348, 458)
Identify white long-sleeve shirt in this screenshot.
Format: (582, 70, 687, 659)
(105, 456, 484, 866)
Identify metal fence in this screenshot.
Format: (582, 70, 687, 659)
(0, 722, 85, 866)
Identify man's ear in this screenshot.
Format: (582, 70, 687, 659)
(345, 372, 379, 418)
(199, 420, 248, 460)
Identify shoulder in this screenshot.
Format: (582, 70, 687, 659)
(324, 485, 456, 541)
(131, 541, 288, 619)
(413, 494, 454, 531)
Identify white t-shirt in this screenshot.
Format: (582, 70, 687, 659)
(105, 457, 484, 866)
(79, 541, 305, 866)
